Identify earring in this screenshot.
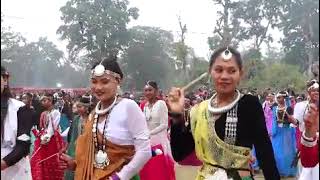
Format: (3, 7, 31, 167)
(117, 85, 122, 95)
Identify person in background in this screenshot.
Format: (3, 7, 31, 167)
(140, 81, 175, 180)
(64, 95, 92, 180)
(299, 102, 318, 180)
(271, 91, 297, 177)
(1, 66, 34, 179)
(291, 79, 319, 179)
(30, 93, 65, 180)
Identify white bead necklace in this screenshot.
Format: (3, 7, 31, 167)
(95, 96, 117, 115)
(208, 90, 241, 114)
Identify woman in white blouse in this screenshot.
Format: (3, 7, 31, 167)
(59, 57, 151, 180)
(139, 81, 175, 180)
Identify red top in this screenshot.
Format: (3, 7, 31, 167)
(300, 141, 319, 168)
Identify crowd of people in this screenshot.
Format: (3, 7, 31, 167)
(1, 47, 318, 180)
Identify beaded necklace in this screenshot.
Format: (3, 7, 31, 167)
(92, 97, 119, 169)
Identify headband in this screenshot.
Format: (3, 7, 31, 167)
(91, 63, 121, 79)
(276, 92, 288, 98)
(308, 82, 319, 91)
(145, 81, 158, 89)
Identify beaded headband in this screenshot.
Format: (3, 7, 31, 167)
(307, 81, 319, 91)
(276, 92, 288, 98)
(91, 62, 121, 79)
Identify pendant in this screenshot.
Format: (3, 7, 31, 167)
(94, 150, 110, 169)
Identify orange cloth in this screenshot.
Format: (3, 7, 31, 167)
(74, 114, 135, 180)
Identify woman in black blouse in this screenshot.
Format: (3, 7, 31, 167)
(167, 47, 280, 180)
(1, 66, 34, 179)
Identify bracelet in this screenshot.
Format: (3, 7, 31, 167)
(110, 173, 120, 180)
(301, 131, 318, 147)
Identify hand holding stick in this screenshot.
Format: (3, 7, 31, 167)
(168, 72, 208, 113)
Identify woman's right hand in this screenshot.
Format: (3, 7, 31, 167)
(167, 87, 185, 113)
(304, 103, 319, 138)
(59, 153, 76, 171)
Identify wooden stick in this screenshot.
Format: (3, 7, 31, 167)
(182, 72, 208, 92)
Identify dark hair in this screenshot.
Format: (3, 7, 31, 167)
(42, 93, 56, 104)
(23, 93, 33, 99)
(1, 66, 12, 141)
(146, 81, 158, 90)
(91, 56, 124, 79)
(209, 47, 242, 70)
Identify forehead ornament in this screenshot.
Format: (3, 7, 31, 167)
(221, 47, 232, 61)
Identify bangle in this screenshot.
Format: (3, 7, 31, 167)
(110, 173, 120, 180)
(301, 131, 318, 147)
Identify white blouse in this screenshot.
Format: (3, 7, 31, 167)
(293, 101, 308, 131)
(143, 100, 168, 136)
(97, 98, 151, 180)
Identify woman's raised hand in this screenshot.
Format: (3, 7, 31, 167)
(167, 87, 185, 113)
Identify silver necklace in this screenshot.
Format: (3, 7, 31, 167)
(144, 101, 156, 121)
(208, 90, 241, 114)
(95, 97, 117, 115)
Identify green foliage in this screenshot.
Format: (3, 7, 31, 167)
(57, 0, 139, 64)
(207, 0, 244, 50)
(276, 0, 319, 73)
(121, 26, 175, 91)
(242, 63, 307, 92)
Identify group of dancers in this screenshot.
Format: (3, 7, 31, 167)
(1, 46, 318, 180)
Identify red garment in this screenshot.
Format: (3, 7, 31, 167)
(139, 100, 147, 111)
(139, 144, 175, 180)
(178, 150, 202, 166)
(30, 130, 65, 180)
(300, 140, 319, 168)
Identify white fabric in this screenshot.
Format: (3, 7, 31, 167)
(1, 156, 32, 180)
(144, 100, 173, 157)
(1, 98, 32, 180)
(294, 101, 309, 132)
(17, 134, 30, 141)
(45, 109, 61, 138)
(1, 99, 24, 149)
(61, 127, 70, 137)
(299, 163, 319, 180)
(97, 99, 151, 180)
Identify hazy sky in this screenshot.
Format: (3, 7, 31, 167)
(1, 0, 282, 58)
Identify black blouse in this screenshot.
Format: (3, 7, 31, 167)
(170, 95, 280, 180)
(2, 106, 34, 167)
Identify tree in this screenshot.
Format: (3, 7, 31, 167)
(121, 26, 175, 91)
(57, 0, 139, 65)
(1, 37, 64, 87)
(175, 16, 189, 81)
(242, 63, 307, 92)
(207, 0, 245, 50)
(233, 0, 280, 50)
(276, 0, 319, 77)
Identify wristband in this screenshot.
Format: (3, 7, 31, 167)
(111, 173, 120, 180)
(301, 131, 318, 147)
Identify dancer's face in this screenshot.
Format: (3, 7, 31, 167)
(91, 74, 119, 102)
(144, 85, 157, 101)
(308, 88, 319, 102)
(77, 104, 88, 116)
(210, 56, 243, 95)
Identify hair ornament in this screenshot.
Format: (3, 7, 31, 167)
(221, 47, 232, 61)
